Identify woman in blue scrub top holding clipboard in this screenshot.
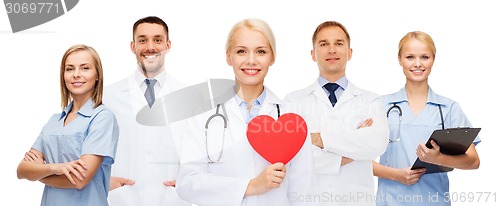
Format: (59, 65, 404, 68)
(372, 31, 480, 206)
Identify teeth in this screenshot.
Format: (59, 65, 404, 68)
(145, 53, 159, 59)
(244, 69, 259, 74)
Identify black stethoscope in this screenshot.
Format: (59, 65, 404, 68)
(386, 103, 444, 143)
(204, 103, 280, 163)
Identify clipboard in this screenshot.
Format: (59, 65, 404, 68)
(411, 127, 481, 174)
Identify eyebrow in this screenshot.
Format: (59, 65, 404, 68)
(256, 46, 270, 49)
(317, 40, 328, 44)
(317, 39, 345, 44)
(136, 34, 165, 39)
(65, 63, 91, 67)
(402, 52, 430, 55)
(234, 45, 270, 50)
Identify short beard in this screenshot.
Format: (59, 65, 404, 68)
(139, 60, 163, 77)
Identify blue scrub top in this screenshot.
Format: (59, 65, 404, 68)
(376, 87, 480, 206)
(32, 99, 119, 206)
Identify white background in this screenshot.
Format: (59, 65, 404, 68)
(1, 0, 498, 205)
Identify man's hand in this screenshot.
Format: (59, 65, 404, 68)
(358, 118, 373, 129)
(163, 180, 176, 187)
(312, 118, 372, 149)
(109, 176, 135, 191)
(311, 133, 324, 149)
(341, 157, 353, 166)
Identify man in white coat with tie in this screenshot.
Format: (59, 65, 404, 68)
(285, 21, 389, 206)
(103, 16, 191, 206)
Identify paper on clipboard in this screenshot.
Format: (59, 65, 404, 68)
(411, 127, 481, 174)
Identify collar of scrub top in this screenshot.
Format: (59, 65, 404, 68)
(387, 86, 448, 132)
(388, 86, 448, 107)
(59, 98, 94, 120)
(386, 87, 447, 143)
(134, 69, 167, 90)
(234, 87, 267, 123)
(318, 75, 348, 97)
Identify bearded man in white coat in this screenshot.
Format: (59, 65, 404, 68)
(285, 21, 389, 206)
(103, 16, 191, 206)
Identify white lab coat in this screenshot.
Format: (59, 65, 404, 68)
(176, 88, 314, 206)
(103, 71, 191, 206)
(285, 81, 389, 206)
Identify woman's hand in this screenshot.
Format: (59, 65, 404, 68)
(416, 140, 442, 165)
(24, 149, 44, 164)
(49, 159, 88, 185)
(395, 167, 426, 186)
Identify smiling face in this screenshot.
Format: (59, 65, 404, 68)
(63, 51, 98, 101)
(131, 23, 171, 77)
(226, 27, 275, 88)
(399, 38, 435, 84)
(311, 26, 352, 79)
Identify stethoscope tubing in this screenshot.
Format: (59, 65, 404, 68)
(204, 103, 280, 163)
(386, 103, 444, 143)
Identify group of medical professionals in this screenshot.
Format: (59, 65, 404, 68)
(16, 15, 480, 206)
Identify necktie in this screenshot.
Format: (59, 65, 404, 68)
(324, 83, 339, 107)
(144, 79, 157, 108)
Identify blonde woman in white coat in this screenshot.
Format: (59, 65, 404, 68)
(285, 21, 389, 206)
(176, 18, 313, 206)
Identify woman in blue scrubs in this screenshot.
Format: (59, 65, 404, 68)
(17, 44, 119, 206)
(373, 31, 480, 206)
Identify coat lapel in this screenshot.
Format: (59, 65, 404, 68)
(305, 81, 333, 109)
(258, 87, 283, 119)
(125, 74, 150, 114)
(224, 97, 246, 145)
(304, 80, 364, 111)
(335, 82, 362, 108)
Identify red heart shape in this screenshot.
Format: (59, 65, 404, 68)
(246, 113, 308, 165)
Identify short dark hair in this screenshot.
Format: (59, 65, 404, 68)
(132, 16, 169, 41)
(312, 21, 351, 48)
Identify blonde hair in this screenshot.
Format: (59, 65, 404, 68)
(225, 18, 276, 58)
(59, 44, 104, 109)
(398, 31, 436, 58)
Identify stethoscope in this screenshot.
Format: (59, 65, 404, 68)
(204, 103, 280, 163)
(386, 103, 444, 143)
